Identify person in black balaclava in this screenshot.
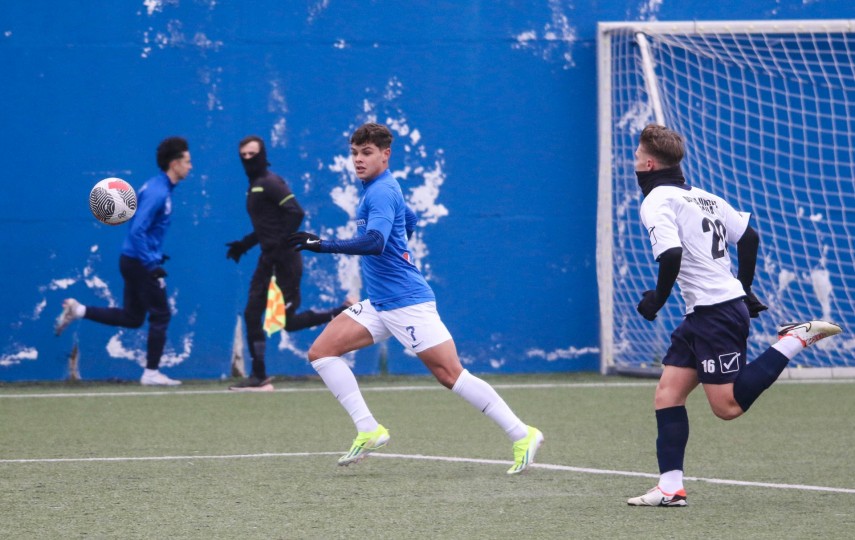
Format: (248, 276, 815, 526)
(225, 135, 350, 391)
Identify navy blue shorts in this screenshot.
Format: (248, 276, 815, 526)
(662, 298, 750, 384)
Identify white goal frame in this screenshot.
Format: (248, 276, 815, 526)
(597, 19, 855, 378)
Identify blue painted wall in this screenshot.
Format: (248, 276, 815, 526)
(0, 1, 849, 381)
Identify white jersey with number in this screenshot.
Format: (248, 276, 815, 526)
(640, 185, 749, 314)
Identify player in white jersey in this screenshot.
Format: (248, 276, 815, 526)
(626, 124, 842, 507)
(287, 123, 543, 475)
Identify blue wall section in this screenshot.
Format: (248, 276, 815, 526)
(0, 1, 849, 381)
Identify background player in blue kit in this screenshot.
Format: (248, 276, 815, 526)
(55, 137, 192, 386)
(288, 122, 543, 475)
(627, 124, 842, 507)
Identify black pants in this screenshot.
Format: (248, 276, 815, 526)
(243, 249, 344, 377)
(84, 255, 170, 370)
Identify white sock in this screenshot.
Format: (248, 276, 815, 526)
(452, 369, 528, 441)
(143, 368, 158, 375)
(74, 304, 86, 318)
(659, 469, 684, 493)
(772, 335, 804, 359)
(312, 356, 378, 433)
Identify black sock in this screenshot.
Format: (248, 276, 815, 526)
(656, 406, 689, 474)
(732, 347, 789, 412)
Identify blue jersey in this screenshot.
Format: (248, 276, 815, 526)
(358, 170, 434, 310)
(122, 172, 175, 270)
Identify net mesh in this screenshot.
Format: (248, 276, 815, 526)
(605, 25, 855, 369)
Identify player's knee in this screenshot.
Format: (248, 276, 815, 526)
(244, 307, 263, 324)
(433, 371, 456, 389)
(711, 403, 743, 421)
(126, 317, 145, 329)
(148, 310, 170, 331)
(653, 390, 679, 410)
(308, 343, 331, 363)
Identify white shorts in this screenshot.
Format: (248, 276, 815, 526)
(344, 299, 452, 354)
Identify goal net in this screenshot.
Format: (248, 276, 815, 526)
(597, 20, 855, 377)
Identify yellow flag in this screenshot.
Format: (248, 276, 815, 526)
(263, 276, 286, 336)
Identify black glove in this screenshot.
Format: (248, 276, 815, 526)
(287, 231, 323, 252)
(637, 290, 665, 321)
(150, 267, 168, 279)
(226, 240, 251, 263)
(744, 291, 768, 318)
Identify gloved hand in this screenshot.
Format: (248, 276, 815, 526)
(226, 240, 251, 263)
(287, 231, 323, 252)
(150, 267, 168, 279)
(637, 290, 665, 321)
(744, 290, 768, 318)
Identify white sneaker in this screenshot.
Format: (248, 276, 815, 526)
(55, 298, 81, 336)
(627, 486, 687, 507)
(777, 320, 842, 348)
(140, 370, 182, 386)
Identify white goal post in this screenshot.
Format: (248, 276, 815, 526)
(597, 20, 855, 378)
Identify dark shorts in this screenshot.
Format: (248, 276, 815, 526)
(662, 298, 750, 384)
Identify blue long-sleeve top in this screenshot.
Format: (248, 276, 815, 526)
(320, 169, 433, 311)
(121, 172, 175, 270)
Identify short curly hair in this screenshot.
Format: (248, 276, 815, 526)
(156, 136, 189, 171)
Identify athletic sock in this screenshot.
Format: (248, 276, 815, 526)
(452, 369, 528, 441)
(312, 356, 378, 433)
(74, 304, 86, 318)
(659, 469, 684, 494)
(772, 335, 804, 359)
(656, 406, 689, 476)
(732, 347, 790, 412)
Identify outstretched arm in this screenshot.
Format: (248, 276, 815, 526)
(288, 229, 385, 255)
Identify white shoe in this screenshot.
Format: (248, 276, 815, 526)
(777, 320, 842, 348)
(627, 486, 687, 507)
(140, 370, 182, 386)
(55, 298, 81, 336)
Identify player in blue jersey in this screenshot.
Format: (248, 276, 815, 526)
(627, 124, 842, 507)
(55, 137, 192, 386)
(287, 123, 543, 474)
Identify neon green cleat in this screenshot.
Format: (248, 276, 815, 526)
(337, 424, 390, 466)
(507, 426, 544, 475)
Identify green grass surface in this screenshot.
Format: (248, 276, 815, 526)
(1, 374, 853, 539)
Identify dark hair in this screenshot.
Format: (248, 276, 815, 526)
(639, 124, 684, 167)
(156, 136, 189, 171)
(350, 123, 393, 149)
(238, 135, 266, 152)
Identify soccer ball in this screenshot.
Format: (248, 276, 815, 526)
(89, 178, 137, 225)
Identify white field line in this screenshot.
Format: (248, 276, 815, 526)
(0, 378, 851, 399)
(0, 450, 852, 495)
